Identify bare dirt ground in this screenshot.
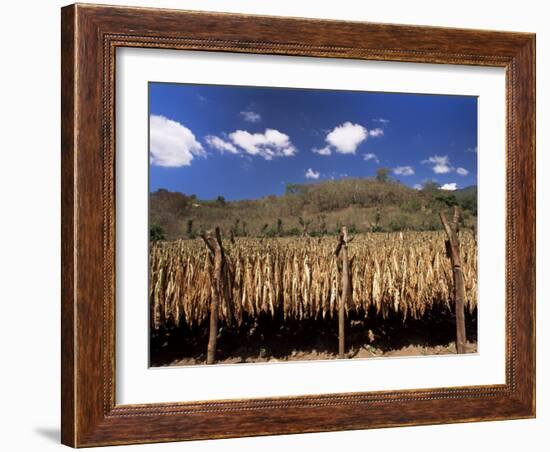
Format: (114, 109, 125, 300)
(161, 341, 477, 366)
(150, 307, 478, 367)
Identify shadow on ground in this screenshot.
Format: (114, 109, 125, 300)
(150, 305, 477, 366)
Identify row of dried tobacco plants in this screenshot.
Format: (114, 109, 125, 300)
(150, 231, 477, 331)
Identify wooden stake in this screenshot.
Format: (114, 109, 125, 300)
(335, 226, 352, 359)
(200, 227, 225, 364)
(439, 206, 467, 354)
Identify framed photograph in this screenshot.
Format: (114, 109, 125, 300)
(61, 3, 535, 447)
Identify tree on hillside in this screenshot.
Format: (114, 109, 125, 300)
(298, 216, 312, 237)
(422, 180, 440, 193)
(435, 193, 458, 207)
(277, 218, 283, 236)
(231, 218, 241, 238)
(186, 219, 195, 238)
(216, 195, 226, 207)
(317, 214, 327, 236)
(285, 183, 307, 196)
(376, 168, 391, 183)
(150, 224, 165, 242)
(372, 208, 382, 232)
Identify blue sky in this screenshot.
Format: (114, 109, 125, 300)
(149, 82, 477, 201)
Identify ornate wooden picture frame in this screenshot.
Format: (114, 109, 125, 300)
(61, 3, 535, 447)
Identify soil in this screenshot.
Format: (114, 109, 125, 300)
(161, 341, 477, 366)
(150, 305, 478, 367)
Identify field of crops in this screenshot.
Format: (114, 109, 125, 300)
(150, 231, 477, 331)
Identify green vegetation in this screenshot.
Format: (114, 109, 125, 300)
(149, 224, 166, 242)
(376, 167, 391, 183)
(150, 178, 477, 240)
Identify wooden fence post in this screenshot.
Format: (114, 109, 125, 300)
(439, 206, 467, 354)
(200, 227, 225, 364)
(335, 226, 353, 359)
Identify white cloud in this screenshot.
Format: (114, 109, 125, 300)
(368, 128, 384, 137)
(363, 153, 379, 162)
(205, 128, 296, 160)
(312, 146, 332, 156)
(313, 122, 383, 156)
(325, 122, 368, 154)
(393, 166, 415, 176)
(423, 155, 453, 174)
(441, 183, 458, 191)
(413, 184, 422, 190)
(305, 168, 320, 180)
(456, 167, 469, 176)
(205, 135, 239, 154)
(373, 118, 390, 124)
(229, 128, 296, 160)
(149, 115, 205, 167)
(467, 146, 478, 153)
(240, 110, 262, 123)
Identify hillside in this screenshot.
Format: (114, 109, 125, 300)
(150, 178, 477, 240)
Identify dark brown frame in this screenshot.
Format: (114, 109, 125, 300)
(61, 3, 536, 447)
